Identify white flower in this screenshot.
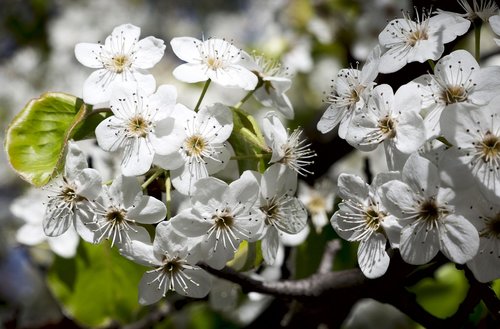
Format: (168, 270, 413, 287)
(11, 188, 79, 258)
(454, 0, 498, 22)
(256, 164, 308, 265)
(463, 196, 500, 283)
(489, 14, 500, 46)
(332, 173, 401, 278)
(157, 103, 233, 195)
(122, 221, 211, 304)
(440, 97, 500, 198)
(297, 178, 335, 234)
(170, 172, 264, 269)
(88, 175, 166, 248)
(380, 153, 479, 265)
(262, 111, 316, 176)
(246, 54, 294, 119)
(347, 83, 425, 170)
(75, 23, 165, 104)
(43, 141, 101, 240)
(378, 10, 470, 73)
(413, 50, 500, 138)
(317, 46, 380, 138)
(170, 37, 258, 90)
(95, 82, 185, 176)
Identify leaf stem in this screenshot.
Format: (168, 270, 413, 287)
(234, 89, 256, 110)
(474, 21, 482, 62)
(194, 79, 211, 112)
(141, 169, 164, 190)
(165, 171, 172, 220)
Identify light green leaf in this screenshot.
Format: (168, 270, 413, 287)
(5, 92, 92, 187)
(47, 241, 146, 327)
(407, 263, 468, 319)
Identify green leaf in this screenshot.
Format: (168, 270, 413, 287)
(229, 107, 269, 172)
(226, 241, 263, 271)
(407, 263, 468, 319)
(4, 92, 92, 187)
(47, 241, 146, 327)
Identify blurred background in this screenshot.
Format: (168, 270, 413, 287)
(1, 0, 499, 328)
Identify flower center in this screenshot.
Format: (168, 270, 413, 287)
(442, 85, 468, 104)
(59, 179, 84, 204)
(127, 115, 150, 138)
(185, 134, 207, 157)
(418, 198, 445, 222)
(111, 55, 130, 73)
(261, 199, 280, 226)
(212, 208, 234, 229)
(206, 56, 224, 70)
(481, 213, 500, 239)
(308, 196, 326, 214)
(479, 131, 500, 163)
(364, 205, 385, 231)
(105, 207, 128, 224)
(378, 116, 396, 138)
(162, 256, 184, 274)
(407, 27, 428, 46)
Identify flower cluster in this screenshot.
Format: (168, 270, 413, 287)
(19, 24, 314, 303)
(319, 5, 500, 282)
(9, 1, 500, 312)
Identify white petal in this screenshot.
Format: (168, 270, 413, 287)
(170, 209, 213, 238)
(109, 175, 141, 207)
(133, 36, 165, 69)
(175, 268, 212, 298)
(74, 43, 104, 68)
(170, 37, 203, 63)
(198, 103, 233, 142)
(109, 24, 141, 52)
(395, 111, 426, 154)
(440, 214, 479, 264)
(138, 271, 167, 305)
(82, 69, 113, 104)
(173, 63, 208, 83)
(128, 195, 166, 224)
(317, 103, 346, 134)
(121, 137, 155, 176)
(357, 233, 390, 279)
(261, 227, 280, 265)
(400, 221, 440, 265)
(43, 198, 72, 237)
(337, 173, 369, 203)
(467, 238, 500, 283)
(48, 228, 79, 258)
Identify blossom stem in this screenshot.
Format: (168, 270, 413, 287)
(234, 89, 256, 110)
(194, 79, 211, 112)
(141, 168, 164, 190)
(474, 21, 482, 61)
(427, 60, 435, 71)
(165, 171, 172, 220)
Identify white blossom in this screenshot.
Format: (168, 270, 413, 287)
(170, 37, 257, 90)
(246, 54, 294, 119)
(440, 97, 500, 198)
(75, 23, 165, 104)
(122, 221, 211, 304)
(378, 10, 470, 74)
(170, 172, 264, 269)
(347, 83, 425, 170)
(95, 82, 185, 176)
(157, 103, 233, 195)
(332, 173, 401, 278)
(262, 111, 316, 176)
(380, 153, 479, 265)
(413, 50, 500, 138)
(88, 175, 166, 248)
(317, 46, 380, 138)
(42, 141, 101, 240)
(255, 164, 308, 265)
